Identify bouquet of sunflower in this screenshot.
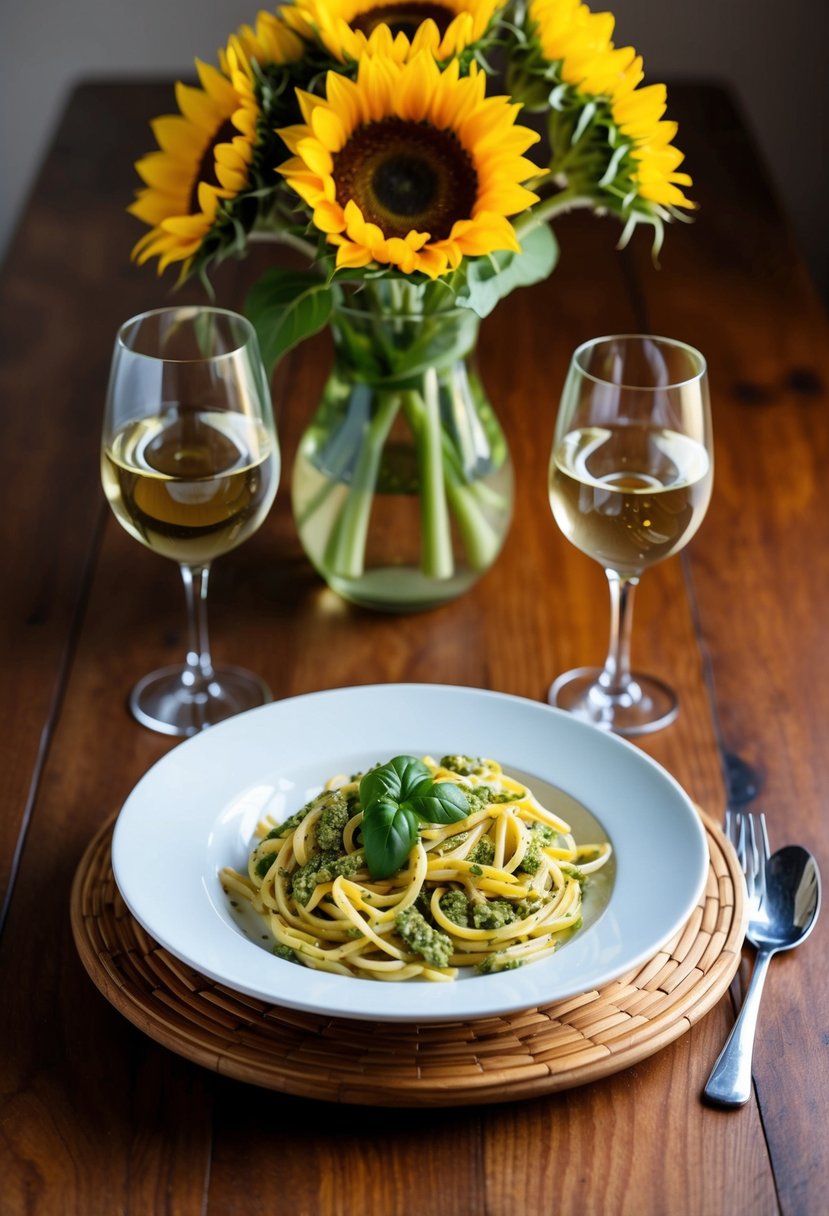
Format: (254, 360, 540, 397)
(130, 0, 693, 609)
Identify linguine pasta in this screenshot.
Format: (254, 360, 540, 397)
(221, 755, 611, 982)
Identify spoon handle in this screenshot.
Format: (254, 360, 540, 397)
(704, 947, 774, 1107)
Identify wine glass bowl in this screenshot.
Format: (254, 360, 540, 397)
(547, 334, 712, 736)
(101, 306, 279, 736)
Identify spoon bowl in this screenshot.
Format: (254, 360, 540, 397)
(704, 844, 821, 1107)
(748, 845, 821, 951)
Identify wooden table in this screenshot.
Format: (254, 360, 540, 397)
(1, 79, 827, 1216)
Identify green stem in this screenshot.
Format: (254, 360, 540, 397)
(295, 453, 343, 529)
(401, 387, 454, 580)
(247, 229, 318, 260)
(514, 189, 595, 238)
(444, 479, 501, 572)
(402, 389, 503, 575)
(322, 391, 401, 579)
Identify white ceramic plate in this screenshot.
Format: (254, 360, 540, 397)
(111, 684, 708, 1023)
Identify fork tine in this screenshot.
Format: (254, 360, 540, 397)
(755, 813, 770, 907)
(743, 817, 753, 904)
(725, 808, 742, 855)
(729, 810, 748, 875)
(757, 813, 771, 862)
(743, 812, 753, 909)
(725, 809, 766, 908)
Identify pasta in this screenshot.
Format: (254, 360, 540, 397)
(221, 754, 612, 982)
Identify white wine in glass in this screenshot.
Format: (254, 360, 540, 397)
(102, 306, 280, 736)
(548, 335, 713, 736)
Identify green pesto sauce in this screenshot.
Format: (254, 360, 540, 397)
(434, 830, 470, 855)
(439, 754, 485, 776)
(468, 836, 495, 866)
(395, 906, 453, 968)
(290, 849, 365, 905)
(477, 953, 524, 975)
(315, 790, 350, 851)
(439, 889, 470, 927)
(254, 850, 279, 880)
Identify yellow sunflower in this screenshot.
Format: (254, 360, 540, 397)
(278, 53, 540, 279)
(220, 9, 306, 73)
(129, 45, 262, 276)
(611, 88, 693, 209)
(528, 0, 693, 210)
(282, 0, 504, 63)
(529, 0, 640, 96)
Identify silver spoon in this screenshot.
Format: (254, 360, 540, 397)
(704, 845, 821, 1107)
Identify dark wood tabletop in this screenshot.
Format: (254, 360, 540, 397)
(1, 78, 827, 1216)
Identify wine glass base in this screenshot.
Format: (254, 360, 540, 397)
(129, 664, 272, 737)
(547, 667, 678, 737)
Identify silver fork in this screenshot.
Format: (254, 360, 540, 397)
(703, 809, 770, 1105)
(725, 808, 770, 913)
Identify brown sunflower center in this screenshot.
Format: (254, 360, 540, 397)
(350, 3, 455, 40)
(188, 118, 237, 216)
(332, 118, 478, 241)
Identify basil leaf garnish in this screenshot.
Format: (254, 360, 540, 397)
(361, 798, 419, 880)
(360, 756, 469, 879)
(404, 778, 469, 825)
(359, 755, 431, 809)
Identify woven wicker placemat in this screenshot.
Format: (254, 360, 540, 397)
(70, 812, 745, 1107)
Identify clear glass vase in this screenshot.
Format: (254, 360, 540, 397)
(292, 300, 513, 611)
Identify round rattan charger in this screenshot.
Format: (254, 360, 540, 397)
(71, 811, 745, 1107)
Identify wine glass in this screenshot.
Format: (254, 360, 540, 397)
(547, 334, 712, 736)
(101, 306, 280, 736)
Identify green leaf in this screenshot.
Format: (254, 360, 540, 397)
(571, 100, 597, 145)
(454, 223, 559, 319)
(359, 756, 431, 809)
(362, 800, 419, 879)
(244, 268, 334, 373)
(404, 779, 469, 825)
(359, 757, 468, 877)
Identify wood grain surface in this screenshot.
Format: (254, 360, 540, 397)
(1, 80, 826, 1216)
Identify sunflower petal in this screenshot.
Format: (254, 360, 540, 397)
(334, 241, 374, 269)
(128, 191, 184, 225)
(297, 138, 333, 177)
(314, 200, 347, 233)
(175, 82, 223, 133)
(161, 214, 213, 238)
(195, 59, 238, 108)
(311, 106, 348, 153)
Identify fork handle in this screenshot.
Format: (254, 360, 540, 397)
(703, 947, 774, 1107)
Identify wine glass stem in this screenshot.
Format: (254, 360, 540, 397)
(599, 570, 639, 697)
(180, 563, 216, 697)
